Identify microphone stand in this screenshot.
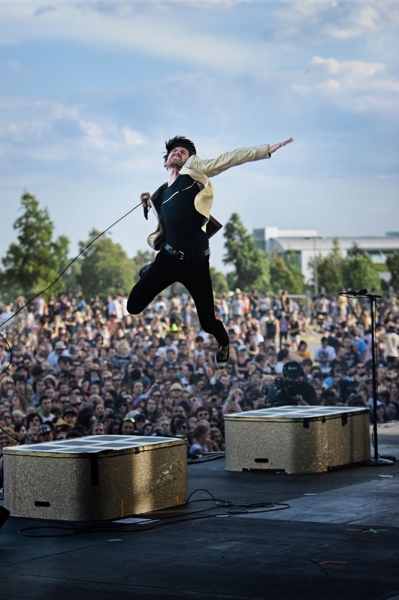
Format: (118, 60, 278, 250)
(339, 290, 393, 466)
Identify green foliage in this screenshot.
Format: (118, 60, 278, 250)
(0, 193, 69, 299)
(311, 240, 381, 293)
(313, 238, 345, 293)
(223, 213, 269, 291)
(342, 249, 381, 291)
(210, 267, 229, 295)
(226, 271, 237, 291)
(346, 243, 368, 257)
(62, 261, 82, 296)
(131, 250, 156, 283)
(387, 252, 399, 289)
(270, 251, 304, 294)
(77, 230, 137, 300)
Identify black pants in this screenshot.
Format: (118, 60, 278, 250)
(127, 249, 229, 347)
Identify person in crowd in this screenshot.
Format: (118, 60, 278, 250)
(189, 422, 217, 456)
(313, 337, 336, 375)
(37, 423, 54, 443)
(38, 393, 56, 423)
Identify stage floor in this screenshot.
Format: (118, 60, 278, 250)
(1, 425, 399, 600)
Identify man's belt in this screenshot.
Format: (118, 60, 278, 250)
(163, 243, 210, 261)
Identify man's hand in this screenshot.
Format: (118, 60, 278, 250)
(140, 192, 152, 209)
(291, 394, 309, 406)
(269, 138, 294, 154)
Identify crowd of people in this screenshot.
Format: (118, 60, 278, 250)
(0, 288, 398, 485)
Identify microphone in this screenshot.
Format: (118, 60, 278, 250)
(341, 289, 368, 296)
(141, 194, 150, 220)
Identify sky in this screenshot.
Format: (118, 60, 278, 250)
(1, 0, 398, 274)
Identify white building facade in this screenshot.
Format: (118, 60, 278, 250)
(253, 228, 399, 284)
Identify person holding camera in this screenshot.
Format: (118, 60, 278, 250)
(265, 361, 317, 406)
(282, 361, 317, 405)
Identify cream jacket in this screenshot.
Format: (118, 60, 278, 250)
(147, 144, 271, 251)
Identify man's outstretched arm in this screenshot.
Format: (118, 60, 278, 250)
(191, 138, 294, 178)
(269, 138, 294, 154)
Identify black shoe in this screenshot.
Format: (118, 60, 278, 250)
(215, 344, 230, 369)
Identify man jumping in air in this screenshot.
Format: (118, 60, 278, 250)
(127, 136, 293, 369)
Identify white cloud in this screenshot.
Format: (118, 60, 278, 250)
(291, 55, 399, 113)
(122, 127, 144, 146)
(315, 78, 341, 94)
(78, 119, 115, 151)
(7, 60, 29, 74)
(0, 2, 259, 73)
(0, 99, 148, 166)
(312, 56, 385, 77)
(33, 5, 56, 17)
(273, 0, 399, 42)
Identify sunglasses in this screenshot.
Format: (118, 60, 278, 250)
(71, 402, 82, 407)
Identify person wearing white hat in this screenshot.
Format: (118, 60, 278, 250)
(46, 341, 70, 372)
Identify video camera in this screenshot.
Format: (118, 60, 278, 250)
(264, 361, 303, 407)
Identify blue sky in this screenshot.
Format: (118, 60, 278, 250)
(1, 0, 398, 274)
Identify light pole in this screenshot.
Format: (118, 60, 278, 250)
(305, 237, 318, 296)
(313, 236, 318, 296)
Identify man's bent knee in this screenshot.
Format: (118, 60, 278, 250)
(126, 296, 145, 315)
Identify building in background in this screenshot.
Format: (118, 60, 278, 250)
(253, 228, 399, 284)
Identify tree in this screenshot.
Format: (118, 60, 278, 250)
(313, 238, 345, 293)
(342, 246, 381, 291)
(131, 250, 156, 283)
(210, 267, 229, 295)
(223, 213, 269, 291)
(62, 261, 82, 297)
(1, 193, 69, 299)
(269, 251, 304, 294)
(77, 230, 136, 299)
(387, 252, 399, 289)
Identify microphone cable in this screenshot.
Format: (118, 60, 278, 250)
(0, 200, 144, 378)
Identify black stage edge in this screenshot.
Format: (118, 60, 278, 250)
(1, 432, 399, 600)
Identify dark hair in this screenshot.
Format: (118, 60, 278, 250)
(170, 416, 188, 435)
(277, 348, 289, 361)
(178, 400, 191, 415)
(26, 412, 43, 428)
(32, 379, 45, 393)
(255, 353, 267, 364)
(14, 422, 26, 433)
(66, 429, 82, 439)
(115, 395, 128, 409)
(39, 393, 52, 404)
(195, 406, 211, 419)
(164, 136, 196, 162)
(77, 407, 95, 430)
(240, 398, 254, 410)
